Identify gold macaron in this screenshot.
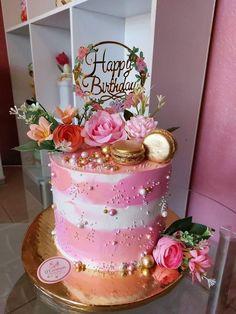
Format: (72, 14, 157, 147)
(111, 140, 146, 165)
(143, 129, 177, 163)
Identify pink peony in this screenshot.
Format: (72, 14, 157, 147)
(189, 247, 212, 282)
(153, 237, 183, 269)
(81, 111, 127, 147)
(136, 57, 147, 72)
(125, 115, 157, 139)
(78, 46, 90, 60)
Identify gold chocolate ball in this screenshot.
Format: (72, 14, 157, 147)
(141, 268, 151, 277)
(141, 255, 155, 269)
(102, 145, 111, 155)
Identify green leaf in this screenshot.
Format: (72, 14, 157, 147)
(164, 217, 193, 235)
(140, 51, 143, 58)
(14, 141, 38, 152)
(46, 116, 59, 131)
(167, 126, 180, 133)
(202, 227, 215, 239)
(188, 223, 207, 235)
(39, 140, 55, 151)
(26, 98, 37, 105)
(135, 74, 141, 79)
(124, 109, 134, 121)
(73, 71, 79, 81)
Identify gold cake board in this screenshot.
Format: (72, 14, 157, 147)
(22, 206, 182, 312)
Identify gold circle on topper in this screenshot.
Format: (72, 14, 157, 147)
(143, 129, 177, 163)
(73, 41, 149, 104)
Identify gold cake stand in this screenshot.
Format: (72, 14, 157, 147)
(22, 206, 182, 312)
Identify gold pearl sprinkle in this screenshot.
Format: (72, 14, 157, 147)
(103, 208, 108, 214)
(74, 261, 86, 272)
(102, 145, 111, 154)
(141, 268, 151, 277)
(141, 255, 155, 269)
(80, 159, 87, 165)
(64, 156, 70, 162)
(94, 152, 100, 158)
(121, 270, 128, 277)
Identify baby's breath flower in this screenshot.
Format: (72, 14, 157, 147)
(9, 105, 26, 120)
(202, 276, 216, 288)
(29, 102, 40, 111)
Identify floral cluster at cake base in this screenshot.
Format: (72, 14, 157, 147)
(151, 217, 215, 287)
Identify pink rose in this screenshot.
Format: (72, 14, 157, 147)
(78, 46, 90, 60)
(125, 115, 157, 139)
(136, 57, 147, 72)
(153, 237, 183, 269)
(189, 247, 212, 282)
(81, 111, 127, 147)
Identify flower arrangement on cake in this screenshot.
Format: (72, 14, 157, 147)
(9, 88, 168, 155)
(11, 42, 215, 289)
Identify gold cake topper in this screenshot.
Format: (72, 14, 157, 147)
(73, 41, 148, 103)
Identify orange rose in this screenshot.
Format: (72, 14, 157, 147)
(152, 265, 180, 286)
(53, 125, 84, 152)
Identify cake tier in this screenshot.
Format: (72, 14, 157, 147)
(50, 150, 171, 271)
(64, 267, 180, 306)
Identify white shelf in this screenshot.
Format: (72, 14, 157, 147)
(75, 0, 152, 18)
(30, 9, 71, 111)
(6, 21, 29, 35)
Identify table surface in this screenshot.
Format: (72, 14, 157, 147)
(0, 166, 235, 314)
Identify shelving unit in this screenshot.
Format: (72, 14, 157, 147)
(1, 0, 216, 215)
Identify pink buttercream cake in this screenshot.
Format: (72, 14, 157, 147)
(50, 148, 171, 272)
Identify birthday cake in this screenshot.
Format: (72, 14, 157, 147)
(15, 42, 214, 286)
